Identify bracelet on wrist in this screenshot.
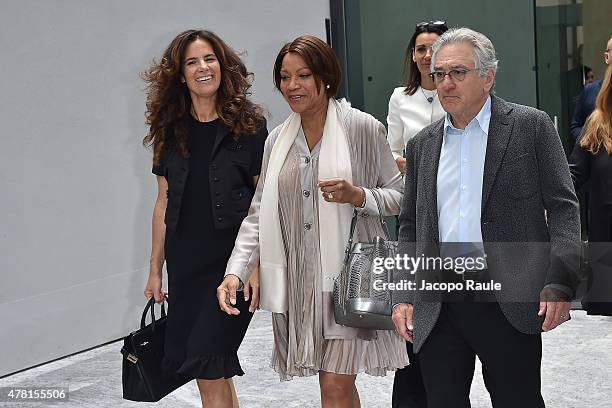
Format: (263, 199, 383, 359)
(355, 187, 366, 208)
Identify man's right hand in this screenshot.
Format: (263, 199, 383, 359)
(217, 275, 242, 315)
(392, 303, 414, 342)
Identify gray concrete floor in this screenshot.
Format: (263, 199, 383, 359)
(1, 311, 611, 407)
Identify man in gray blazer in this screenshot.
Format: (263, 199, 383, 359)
(392, 27, 581, 408)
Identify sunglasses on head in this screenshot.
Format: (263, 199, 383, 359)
(415, 20, 447, 30)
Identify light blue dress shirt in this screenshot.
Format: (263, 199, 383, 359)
(437, 97, 491, 259)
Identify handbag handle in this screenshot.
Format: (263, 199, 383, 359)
(140, 296, 167, 330)
(344, 191, 390, 260)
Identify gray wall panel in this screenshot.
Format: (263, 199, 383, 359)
(344, 0, 537, 125)
(0, 0, 329, 376)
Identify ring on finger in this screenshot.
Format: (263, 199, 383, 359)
(327, 192, 334, 200)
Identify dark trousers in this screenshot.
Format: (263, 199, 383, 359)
(418, 303, 545, 408)
(392, 342, 427, 408)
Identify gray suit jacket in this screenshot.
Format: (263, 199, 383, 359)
(395, 95, 581, 353)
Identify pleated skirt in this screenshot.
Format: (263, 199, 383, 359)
(271, 143, 409, 381)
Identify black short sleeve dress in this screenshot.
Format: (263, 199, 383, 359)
(152, 116, 263, 379)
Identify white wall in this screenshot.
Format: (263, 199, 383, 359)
(0, 0, 329, 377)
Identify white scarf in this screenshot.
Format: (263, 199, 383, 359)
(258, 98, 353, 313)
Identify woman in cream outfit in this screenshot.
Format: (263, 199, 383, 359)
(218, 36, 408, 407)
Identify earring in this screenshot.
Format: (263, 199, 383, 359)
(325, 84, 330, 89)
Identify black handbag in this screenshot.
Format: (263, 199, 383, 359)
(121, 297, 190, 402)
(333, 194, 396, 330)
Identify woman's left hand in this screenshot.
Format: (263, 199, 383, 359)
(318, 178, 365, 207)
(243, 265, 260, 313)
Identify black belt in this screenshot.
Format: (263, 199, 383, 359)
(462, 268, 490, 282)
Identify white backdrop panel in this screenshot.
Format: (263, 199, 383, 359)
(0, 0, 329, 376)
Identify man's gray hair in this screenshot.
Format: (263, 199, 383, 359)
(431, 27, 499, 76)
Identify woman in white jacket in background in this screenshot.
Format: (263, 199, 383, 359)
(387, 21, 448, 174)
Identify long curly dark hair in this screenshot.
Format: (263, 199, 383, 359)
(141, 29, 265, 164)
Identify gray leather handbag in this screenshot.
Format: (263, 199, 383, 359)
(333, 194, 396, 330)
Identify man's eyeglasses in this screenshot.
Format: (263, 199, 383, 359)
(416, 20, 447, 30)
(429, 68, 478, 84)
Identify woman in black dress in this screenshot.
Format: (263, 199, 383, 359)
(142, 29, 267, 407)
(569, 63, 612, 316)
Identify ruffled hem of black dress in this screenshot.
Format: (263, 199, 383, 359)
(162, 353, 245, 380)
